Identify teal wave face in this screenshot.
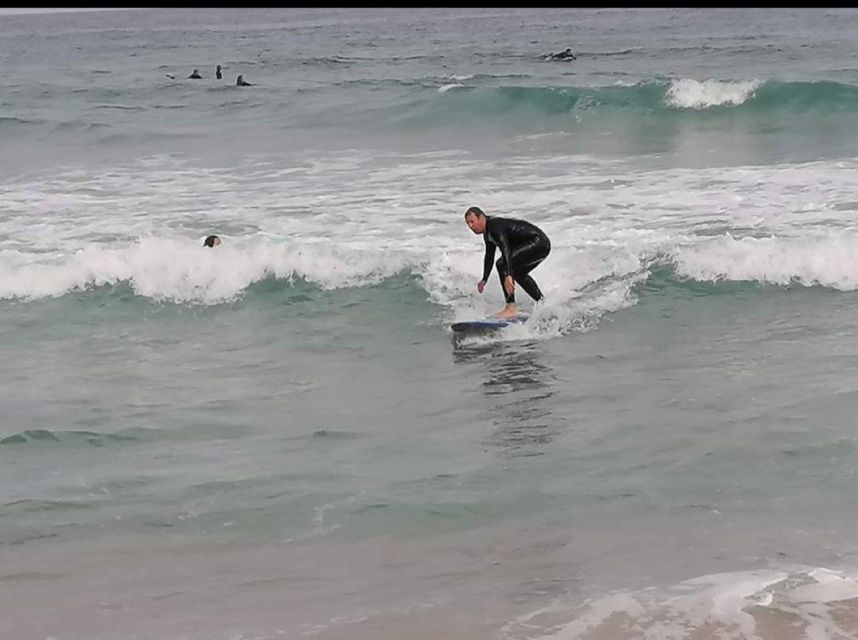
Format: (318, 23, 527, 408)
(434, 82, 668, 117)
(394, 79, 858, 129)
(638, 264, 772, 299)
(6, 78, 858, 143)
(752, 79, 858, 111)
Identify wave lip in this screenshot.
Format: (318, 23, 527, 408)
(674, 233, 858, 291)
(0, 238, 415, 304)
(665, 78, 762, 109)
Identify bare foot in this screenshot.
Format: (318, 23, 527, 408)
(494, 304, 519, 318)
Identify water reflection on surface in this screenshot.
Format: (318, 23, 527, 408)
(453, 339, 560, 457)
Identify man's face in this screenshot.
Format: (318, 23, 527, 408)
(465, 212, 485, 234)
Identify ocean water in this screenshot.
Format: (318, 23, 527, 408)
(5, 7, 858, 640)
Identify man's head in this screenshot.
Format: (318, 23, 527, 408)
(203, 234, 222, 248)
(464, 206, 487, 234)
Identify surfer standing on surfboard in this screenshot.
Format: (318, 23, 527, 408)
(464, 206, 551, 319)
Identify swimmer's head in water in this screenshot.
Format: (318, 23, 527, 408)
(203, 235, 222, 247)
(464, 206, 487, 234)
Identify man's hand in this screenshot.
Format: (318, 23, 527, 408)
(477, 280, 486, 293)
(503, 275, 515, 296)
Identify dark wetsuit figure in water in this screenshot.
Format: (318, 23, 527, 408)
(482, 215, 551, 303)
(465, 206, 551, 316)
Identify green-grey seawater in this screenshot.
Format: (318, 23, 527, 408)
(4, 8, 858, 640)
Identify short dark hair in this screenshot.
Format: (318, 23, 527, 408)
(203, 235, 220, 247)
(464, 206, 485, 218)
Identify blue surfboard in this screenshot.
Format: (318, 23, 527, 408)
(451, 314, 529, 334)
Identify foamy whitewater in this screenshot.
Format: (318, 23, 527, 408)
(5, 8, 858, 640)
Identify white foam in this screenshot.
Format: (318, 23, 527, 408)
(420, 245, 648, 341)
(512, 566, 858, 640)
(674, 232, 858, 291)
(5, 152, 858, 320)
(0, 238, 412, 303)
(438, 83, 465, 93)
(787, 567, 858, 604)
(665, 78, 762, 109)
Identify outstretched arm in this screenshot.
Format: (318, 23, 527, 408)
(481, 237, 496, 283)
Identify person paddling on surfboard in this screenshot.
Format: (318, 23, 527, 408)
(464, 206, 551, 319)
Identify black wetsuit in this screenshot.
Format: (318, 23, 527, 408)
(551, 50, 576, 60)
(481, 215, 551, 304)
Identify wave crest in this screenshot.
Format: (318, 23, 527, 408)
(665, 78, 762, 109)
(674, 233, 858, 290)
(0, 238, 413, 304)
